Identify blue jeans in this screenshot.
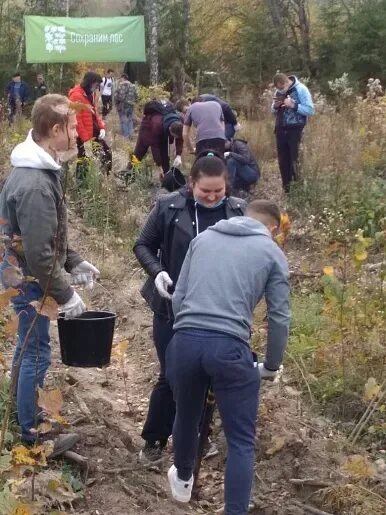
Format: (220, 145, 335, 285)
(118, 106, 134, 138)
(227, 158, 259, 191)
(0, 262, 50, 441)
(166, 328, 259, 515)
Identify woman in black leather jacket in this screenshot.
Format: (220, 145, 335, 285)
(133, 151, 246, 464)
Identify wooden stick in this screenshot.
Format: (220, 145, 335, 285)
(290, 478, 332, 488)
(103, 416, 136, 452)
(101, 466, 134, 474)
(63, 450, 89, 468)
(117, 475, 132, 496)
(72, 390, 92, 419)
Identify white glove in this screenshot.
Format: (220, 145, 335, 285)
(71, 261, 100, 290)
(155, 271, 173, 299)
(99, 129, 106, 140)
(224, 152, 230, 158)
(258, 363, 283, 382)
(234, 123, 242, 132)
(173, 155, 182, 167)
(60, 292, 86, 319)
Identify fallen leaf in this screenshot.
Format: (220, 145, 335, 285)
(0, 352, 7, 370)
(37, 388, 63, 416)
(323, 266, 334, 277)
(0, 288, 19, 309)
(29, 445, 49, 467)
(11, 445, 36, 466)
(37, 422, 52, 434)
(30, 297, 58, 321)
(13, 505, 33, 515)
(266, 435, 287, 456)
(363, 377, 380, 401)
(4, 314, 19, 338)
(0, 453, 12, 472)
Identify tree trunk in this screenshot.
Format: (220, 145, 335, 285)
(147, 0, 159, 85)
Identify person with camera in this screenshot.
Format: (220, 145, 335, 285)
(133, 151, 246, 465)
(272, 73, 314, 192)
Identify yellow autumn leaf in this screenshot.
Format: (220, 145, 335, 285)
(280, 212, 291, 234)
(342, 455, 376, 478)
(363, 377, 380, 401)
(37, 388, 63, 416)
(0, 288, 19, 309)
(323, 266, 334, 277)
(13, 504, 32, 515)
(112, 340, 129, 358)
(266, 435, 287, 456)
(37, 421, 53, 434)
(11, 445, 36, 466)
(275, 233, 285, 247)
(29, 445, 48, 467)
(355, 250, 368, 262)
(30, 297, 58, 321)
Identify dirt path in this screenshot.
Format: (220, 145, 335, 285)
(0, 169, 350, 514)
(37, 180, 348, 515)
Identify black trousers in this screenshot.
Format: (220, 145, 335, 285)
(101, 95, 113, 117)
(196, 138, 225, 156)
(141, 313, 175, 446)
(275, 127, 303, 192)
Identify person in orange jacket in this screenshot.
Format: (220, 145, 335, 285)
(68, 72, 112, 184)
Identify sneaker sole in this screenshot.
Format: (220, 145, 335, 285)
(167, 467, 192, 503)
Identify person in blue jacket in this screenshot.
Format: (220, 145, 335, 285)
(272, 73, 314, 192)
(6, 73, 29, 124)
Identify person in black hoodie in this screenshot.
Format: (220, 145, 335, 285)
(133, 151, 246, 465)
(224, 139, 260, 193)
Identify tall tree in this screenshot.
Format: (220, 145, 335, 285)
(147, 0, 159, 84)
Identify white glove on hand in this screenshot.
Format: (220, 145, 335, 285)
(173, 155, 182, 167)
(99, 129, 106, 140)
(258, 363, 283, 382)
(61, 292, 86, 319)
(71, 261, 100, 290)
(155, 271, 173, 299)
(234, 123, 242, 132)
(224, 152, 230, 158)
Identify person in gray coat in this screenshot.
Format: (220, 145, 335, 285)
(165, 199, 290, 514)
(0, 94, 99, 454)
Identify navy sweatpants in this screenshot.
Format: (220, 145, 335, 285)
(166, 328, 259, 515)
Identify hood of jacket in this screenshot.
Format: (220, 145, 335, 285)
(10, 130, 61, 171)
(209, 216, 271, 238)
(288, 75, 300, 91)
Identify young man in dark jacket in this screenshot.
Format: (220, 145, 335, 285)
(224, 139, 260, 193)
(32, 74, 48, 101)
(6, 73, 29, 123)
(166, 200, 290, 514)
(272, 73, 314, 192)
(0, 94, 99, 454)
(132, 100, 184, 177)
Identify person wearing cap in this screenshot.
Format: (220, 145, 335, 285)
(133, 151, 246, 465)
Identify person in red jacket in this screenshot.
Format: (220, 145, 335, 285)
(68, 72, 112, 184)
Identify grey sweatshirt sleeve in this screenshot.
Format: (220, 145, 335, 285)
(16, 188, 73, 305)
(264, 257, 290, 370)
(172, 242, 193, 318)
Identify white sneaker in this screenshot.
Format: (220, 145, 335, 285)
(167, 464, 193, 503)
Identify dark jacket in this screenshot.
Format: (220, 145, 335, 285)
(133, 187, 246, 317)
(228, 139, 259, 172)
(6, 81, 29, 104)
(33, 83, 48, 100)
(134, 113, 184, 166)
(273, 76, 314, 130)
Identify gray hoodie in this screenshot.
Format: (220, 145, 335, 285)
(0, 130, 82, 304)
(173, 216, 290, 370)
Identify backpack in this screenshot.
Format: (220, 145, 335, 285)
(143, 100, 181, 133)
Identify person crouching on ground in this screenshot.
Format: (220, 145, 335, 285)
(133, 151, 246, 465)
(224, 138, 260, 195)
(166, 199, 290, 515)
(0, 94, 100, 455)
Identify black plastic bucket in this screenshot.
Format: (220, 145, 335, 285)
(58, 311, 117, 368)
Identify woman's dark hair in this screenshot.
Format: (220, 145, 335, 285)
(190, 150, 230, 194)
(81, 71, 102, 91)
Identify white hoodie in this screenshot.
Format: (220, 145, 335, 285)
(10, 129, 61, 171)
